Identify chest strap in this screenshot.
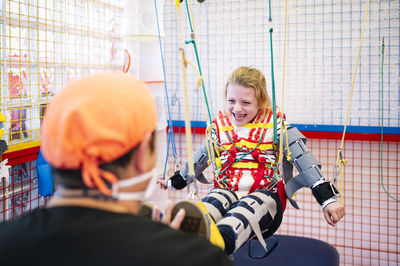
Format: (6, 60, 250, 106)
(248, 149, 266, 194)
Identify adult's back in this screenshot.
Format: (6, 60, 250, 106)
(0, 206, 231, 266)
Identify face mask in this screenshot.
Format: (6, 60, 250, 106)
(112, 167, 157, 202)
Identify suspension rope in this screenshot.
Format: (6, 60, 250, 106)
(268, 0, 292, 177)
(332, 0, 370, 203)
(379, 37, 399, 202)
(277, 0, 289, 165)
(269, 28, 278, 146)
(154, 0, 178, 180)
(268, 0, 272, 22)
(175, 0, 203, 197)
(183, 0, 213, 124)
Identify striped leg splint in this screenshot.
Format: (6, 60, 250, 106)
(216, 189, 281, 253)
(201, 188, 239, 223)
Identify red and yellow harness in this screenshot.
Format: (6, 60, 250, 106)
(213, 110, 280, 194)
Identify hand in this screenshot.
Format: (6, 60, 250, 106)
(157, 177, 169, 190)
(323, 202, 345, 227)
(152, 200, 185, 230)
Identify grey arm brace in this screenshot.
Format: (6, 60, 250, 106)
(180, 138, 212, 184)
(167, 138, 212, 189)
(279, 125, 326, 200)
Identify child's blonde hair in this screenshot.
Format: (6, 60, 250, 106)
(224, 66, 272, 110)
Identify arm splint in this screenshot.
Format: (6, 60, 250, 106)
(168, 138, 211, 189)
(280, 126, 339, 208)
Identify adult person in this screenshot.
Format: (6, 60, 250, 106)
(0, 72, 232, 266)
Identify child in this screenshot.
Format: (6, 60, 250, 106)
(158, 66, 345, 255)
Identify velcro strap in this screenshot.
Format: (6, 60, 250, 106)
(312, 182, 340, 205)
(281, 126, 306, 147)
(285, 165, 324, 199)
(170, 171, 188, 190)
(293, 151, 321, 172)
(204, 191, 232, 206)
(180, 138, 210, 183)
(286, 139, 308, 162)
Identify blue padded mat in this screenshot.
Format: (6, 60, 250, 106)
(233, 234, 339, 266)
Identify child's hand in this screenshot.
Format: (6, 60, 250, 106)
(152, 201, 185, 230)
(157, 177, 169, 190)
(323, 202, 346, 227)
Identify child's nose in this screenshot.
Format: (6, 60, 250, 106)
(233, 104, 243, 112)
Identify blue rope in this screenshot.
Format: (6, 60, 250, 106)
(154, 0, 177, 179)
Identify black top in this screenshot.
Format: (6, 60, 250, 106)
(0, 206, 232, 266)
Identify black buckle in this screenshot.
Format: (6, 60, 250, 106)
(329, 182, 341, 197)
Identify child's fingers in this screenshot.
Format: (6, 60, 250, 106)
(157, 178, 168, 190)
(324, 211, 336, 227)
(331, 212, 339, 224)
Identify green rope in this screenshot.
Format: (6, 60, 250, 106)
(184, 0, 212, 124)
(268, 0, 272, 22)
(224, 131, 242, 151)
(269, 28, 278, 145)
(379, 37, 399, 202)
(268, 3, 279, 185)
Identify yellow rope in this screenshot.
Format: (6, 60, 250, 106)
(334, 0, 370, 204)
(284, 125, 292, 161)
(176, 1, 195, 178)
(206, 124, 216, 165)
(185, 60, 203, 88)
(278, 0, 289, 164)
(179, 49, 195, 178)
(206, 123, 221, 179)
(175, 0, 205, 192)
(188, 0, 197, 39)
(175, 0, 181, 11)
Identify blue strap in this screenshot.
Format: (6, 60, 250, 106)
(37, 150, 54, 197)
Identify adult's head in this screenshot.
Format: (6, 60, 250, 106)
(41, 72, 157, 197)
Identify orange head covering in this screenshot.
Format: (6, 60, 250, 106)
(41, 72, 157, 196)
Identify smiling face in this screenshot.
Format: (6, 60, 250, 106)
(226, 84, 259, 127)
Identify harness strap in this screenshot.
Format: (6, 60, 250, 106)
(248, 149, 266, 194)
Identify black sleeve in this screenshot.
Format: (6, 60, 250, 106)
(311, 182, 339, 205)
(170, 171, 188, 190)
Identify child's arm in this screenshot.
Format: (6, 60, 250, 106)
(311, 181, 345, 226)
(278, 119, 345, 225)
(322, 202, 346, 227)
(158, 138, 211, 190)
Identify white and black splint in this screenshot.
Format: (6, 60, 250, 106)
(216, 189, 283, 254)
(201, 188, 239, 223)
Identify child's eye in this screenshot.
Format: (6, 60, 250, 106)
(228, 99, 235, 103)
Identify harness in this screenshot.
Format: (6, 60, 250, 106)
(213, 110, 281, 194)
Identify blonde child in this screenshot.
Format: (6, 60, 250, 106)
(159, 66, 345, 254)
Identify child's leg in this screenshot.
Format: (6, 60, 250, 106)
(216, 189, 283, 255)
(201, 188, 239, 223)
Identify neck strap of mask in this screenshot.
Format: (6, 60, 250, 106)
(54, 185, 114, 201)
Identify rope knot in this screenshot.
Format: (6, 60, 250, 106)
(251, 149, 261, 159)
(227, 146, 238, 163)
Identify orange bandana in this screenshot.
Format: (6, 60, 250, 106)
(41, 72, 157, 196)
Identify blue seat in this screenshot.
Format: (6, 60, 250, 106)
(233, 234, 340, 266)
